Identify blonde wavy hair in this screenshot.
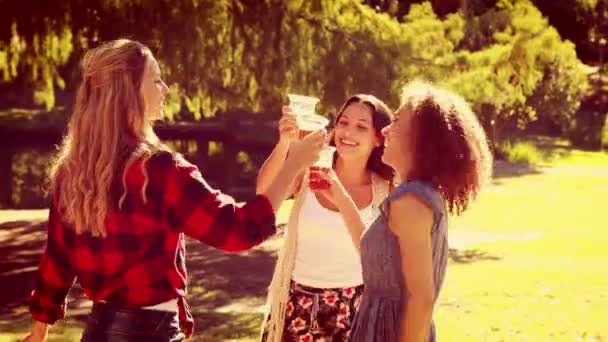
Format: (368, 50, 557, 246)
(49, 39, 165, 237)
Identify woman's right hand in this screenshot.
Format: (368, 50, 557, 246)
(284, 129, 327, 173)
(278, 106, 299, 146)
(313, 169, 351, 209)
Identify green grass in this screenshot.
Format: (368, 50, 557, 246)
(501, 140, 546, 165)
(1, 139, 607, 341)
(436, 148, 608, 341)
(1, 324, 83, 342)
(498, 135, 586, 166)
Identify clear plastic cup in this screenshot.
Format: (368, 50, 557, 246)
(287, 94, 319, 117)
(309, 146, 335, 190)
(287, 94, 328, 138)
(298, 113, 330, 139)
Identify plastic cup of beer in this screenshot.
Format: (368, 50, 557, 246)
(287, 94, 328, 138)
(298, 113, 329, 139)
(287, 94, 319, 117)
(309, 146, 336, 190)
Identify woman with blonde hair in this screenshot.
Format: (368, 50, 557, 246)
(318, 81, 492, 341)
(258, 95, 394, 341)
(21, 39, 326, 342)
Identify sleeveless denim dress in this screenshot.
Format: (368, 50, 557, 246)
(350, 181, 448, 342)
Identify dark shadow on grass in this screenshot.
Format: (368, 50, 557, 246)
(448, 248, 502, 264)
(492, 160, 542, 182)
(186, 240, 276, 307)
(0, 220, 506, 339)
(0, 219, 278, 340)
(185, 237, 277, 339)
(0, 221, 47, 323)
(0, 220, 90, 335)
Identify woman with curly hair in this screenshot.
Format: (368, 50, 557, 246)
(318, 81, 493, 342)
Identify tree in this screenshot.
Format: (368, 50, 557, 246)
(0, 0, 590, 148)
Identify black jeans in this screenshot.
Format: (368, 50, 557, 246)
(81, 302, 185, 342)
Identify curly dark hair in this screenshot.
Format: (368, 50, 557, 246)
(331, 94, 395, 182)
(399, 81, 493, 215)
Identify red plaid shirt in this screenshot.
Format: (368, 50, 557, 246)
(29, 151, 276, 337)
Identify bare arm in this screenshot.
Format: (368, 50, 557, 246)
(259, 130, 325, 218)
(261, 157, 306, 212)
(389, 194, 435, 342)
(163, 130, 326, 252)
(256, 140, 289, 194)
(256, 106, 301, 197)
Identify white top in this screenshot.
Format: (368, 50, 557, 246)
(97, 297, 178, 312)
(143, 298, 178, 311)
(291, 183, 383, 288)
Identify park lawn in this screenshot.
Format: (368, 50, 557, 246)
(2, 327, 83, 342)
(1, 149, 606, 341)
(435, 150, 608, 342)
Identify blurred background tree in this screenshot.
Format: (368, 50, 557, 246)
(0, 0, 606, 207)
(1, 0, 601, 145)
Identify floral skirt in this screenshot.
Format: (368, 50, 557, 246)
(262, 280, 364, 342)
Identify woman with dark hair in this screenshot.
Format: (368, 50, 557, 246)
(319, 81, 493, 342)
(258, 95, 394, 341)
(20, 39, 326, 342)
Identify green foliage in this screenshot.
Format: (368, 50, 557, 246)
(11, 149, 54, 208)
(441, 1, 588, 145)
(0, 17, 72, 109)
(0, 0, 591, 146)
(500, 140, 544, 165)
(570, 107, 608, 149)
(531, 0, 604, 64)
(568, 81, 608, 150)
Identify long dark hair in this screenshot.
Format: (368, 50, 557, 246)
(331, 94, 395, 182)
